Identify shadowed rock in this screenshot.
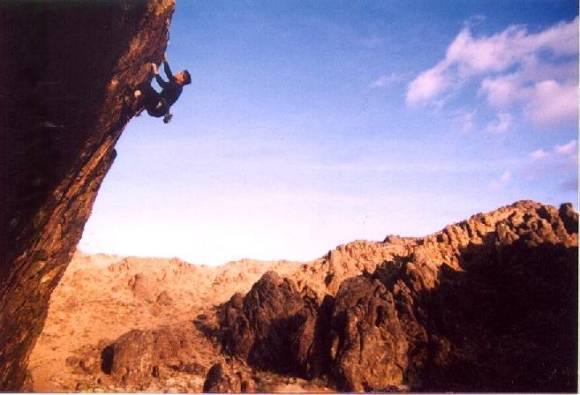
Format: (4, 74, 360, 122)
(102, 325, 204, 388)
(219, 271, 324, 377)
(327, 201, 578, 392)
(214, 201, 578, 392)
(0, 1, 174, 388)
(202, 363, 242, 393)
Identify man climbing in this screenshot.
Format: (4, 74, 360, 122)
(134, 57, 191, 123)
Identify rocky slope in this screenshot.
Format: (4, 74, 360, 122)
(28, 253, 306, 392)
(0, 0, 173, 389)
(29, 200, 577, 392)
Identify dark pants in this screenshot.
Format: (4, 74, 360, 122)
(141, 85, 169, 117)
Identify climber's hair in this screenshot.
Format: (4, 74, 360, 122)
(182, 70, 191, 85)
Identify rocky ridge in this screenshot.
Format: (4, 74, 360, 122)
(216, 200, 578, 392)
(29, 200, 578, 392)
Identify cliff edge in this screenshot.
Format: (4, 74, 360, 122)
(0, 0, 174, 389)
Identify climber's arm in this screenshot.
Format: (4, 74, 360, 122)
(163, 61, 173, 80)
(155, 73, 169, 88)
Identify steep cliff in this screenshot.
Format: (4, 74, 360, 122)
(0, 0, 174, 389)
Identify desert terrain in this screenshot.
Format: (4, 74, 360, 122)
(27, 200, 578, 392)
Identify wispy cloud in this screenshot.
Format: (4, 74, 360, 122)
(489, 141, 575, 190)
(525, 80, 578, 126)
(453, 110, 477, 133)
(530, 139, 577, 162)
(490, 170, 512, 189)
(369, 72, 403, 89)
(530, 149, 549, 160)
(522, 139, 578, 182)
(406, 17, 579, 127)
(407, 64, 450, 105)
(485, 112, 513, 134)
(554, 139, 578, 156)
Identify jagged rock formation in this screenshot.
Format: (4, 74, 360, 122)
(292, 238, 416, 299)
(328, 274, 422, 391)
(219, 271, 331, 378)
(0, 0, 174, 389)
(24, 200, 578, 392)
(217, 201, 578, 392)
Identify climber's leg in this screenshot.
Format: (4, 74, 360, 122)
(145, 97, 169, 118)
(134, 84, 165, 118)
(130, 64, 168, 119)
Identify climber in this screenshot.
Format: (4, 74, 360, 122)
(134, 57, 191, 124)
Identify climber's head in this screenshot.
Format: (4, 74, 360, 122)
(174, 70, 191, 86)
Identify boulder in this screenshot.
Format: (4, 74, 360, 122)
(102, 326, 201, 387)
(202, 363, 242, 393)
(220, 271, 322, 377)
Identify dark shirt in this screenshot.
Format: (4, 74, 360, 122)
(155, 61, 183, 107)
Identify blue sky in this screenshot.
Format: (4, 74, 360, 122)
(79, 1, 578, 264)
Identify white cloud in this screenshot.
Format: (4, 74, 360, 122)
(530, 149, 549, 160)
(453, 110, 477, 133)
(529, 139, 577, 162)
(555, 139, 577, 155)
(490, 170, 512, 189)
(370, 72, 402, 89)
(445, 26, 522, 76)
(406, 17, 579, 127)
(553, 139, 578, 166)
(526, 80, 578, 125)
(479, 74, 523, 109)
(522, 140, 578, 181)
(485, 112, 513, 134)
(524, 17, 579, 56)
(406, 63, 450, 105)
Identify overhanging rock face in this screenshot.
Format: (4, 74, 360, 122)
(0, 0, 174, 389)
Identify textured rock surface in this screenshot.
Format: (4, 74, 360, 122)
(217, 201, 578, 392)
(0, 0, 174, 389)
(202, 363, 244, 393)
(60, 322, 221, 392)
(28, 253, 306, 391)
(328, 201, 578, 392)
(105, 326, 204, 387)
(328, 274, 423, 392)
(24, 200, 578, 392)
(219, 271, 324, 377)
